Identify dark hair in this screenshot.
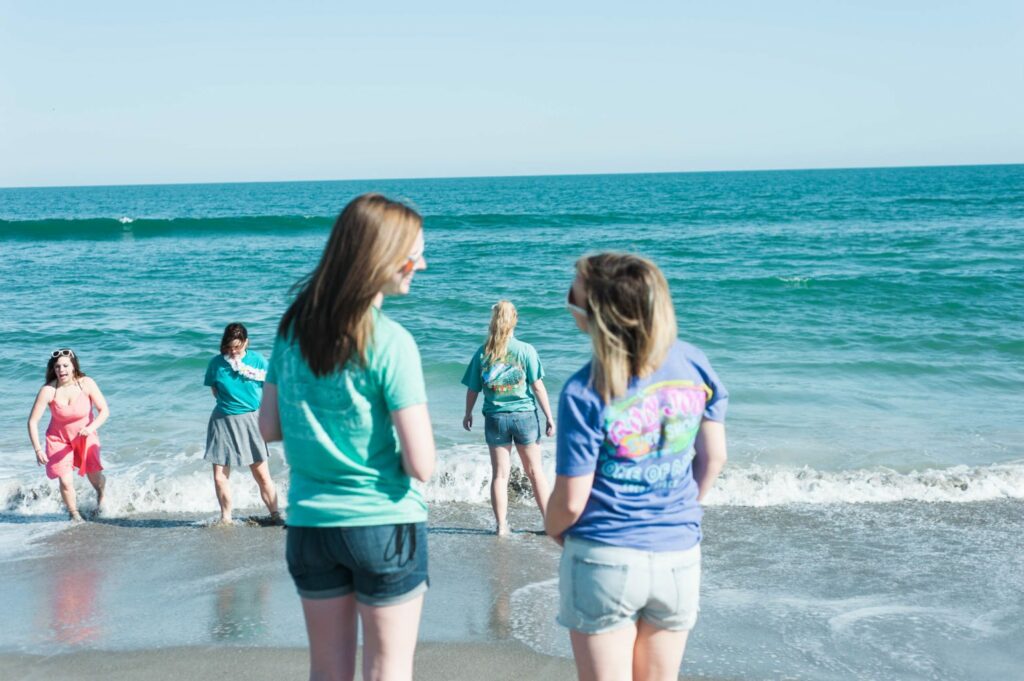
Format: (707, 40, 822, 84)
(46, 349, 86, 385)
(220, 323, 249, 354)
(278, 193, 422, 377)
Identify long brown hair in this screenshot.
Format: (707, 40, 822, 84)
(45, 349, 86, 385)
(278, 194, 423, 376)
(483, 300, 517, 364)
(576, 253, 677, 402)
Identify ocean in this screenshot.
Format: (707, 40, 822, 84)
(1, 165, 1022, 680)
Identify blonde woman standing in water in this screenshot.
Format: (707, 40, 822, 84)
(546, 253, 728, 681)
(462, 300, 554, 535)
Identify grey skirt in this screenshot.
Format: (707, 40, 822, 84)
(204, 410, 269, 467)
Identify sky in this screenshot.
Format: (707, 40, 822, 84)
(1, 1, 1021, 187)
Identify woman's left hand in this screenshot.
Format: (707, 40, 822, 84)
(545, 418, 555, 437)
(78, 426, 94, 438)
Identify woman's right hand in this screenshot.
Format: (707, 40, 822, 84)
(462, 414, 473, 431)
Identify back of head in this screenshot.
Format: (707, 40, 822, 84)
(576, 253, 677, 402)
(484, 300, 518, 364)
(279, 193, 423, 376)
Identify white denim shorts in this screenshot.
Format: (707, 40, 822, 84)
(557, 535, 701, 634)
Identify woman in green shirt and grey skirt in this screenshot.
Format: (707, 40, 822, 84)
(462, 300, 555, 535)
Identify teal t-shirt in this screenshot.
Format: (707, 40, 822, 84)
(266, 309, 428, 528)
(204, 350, 267, 415)
(461, 337, 544, 416)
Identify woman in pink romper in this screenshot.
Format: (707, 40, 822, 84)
(27, 349, 109, 521)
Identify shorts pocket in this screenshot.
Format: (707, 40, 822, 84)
(671, 556, 701, 621)
(572, 556, 629, 621)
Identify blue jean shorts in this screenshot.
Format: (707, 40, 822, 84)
(558, 536, 701, 634)
(286, 522, 428, 606)
(484, 411, 541, 446)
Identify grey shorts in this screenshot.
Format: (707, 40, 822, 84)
(558, 536, 701, 634)
(484, 411, 541, 446)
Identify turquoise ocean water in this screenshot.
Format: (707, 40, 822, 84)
(1, 165, 1022, 679)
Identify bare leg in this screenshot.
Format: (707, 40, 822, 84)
(57, 472, 82, 521)
(488, 445, 512, 535)
(514, 442, 550, 519)
(300, 594, 358, 681)
(249, 461, 279, 515)
(359, 594, 424, 681)
(632, 619, 690, 681)
(212, 464, 232, 524)
(570, 623, 637, 681)
(87, 471, 106, 514)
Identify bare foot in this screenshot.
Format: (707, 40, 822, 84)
(68, 510, 84, 523)
(214, 515, 234, 527)
(496, 524, 510, 537)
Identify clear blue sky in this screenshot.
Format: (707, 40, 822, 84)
(1, 1, 1021, 187)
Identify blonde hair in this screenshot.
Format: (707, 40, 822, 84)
(575, 253, 677, 402)
(483, 300, 518, 364)
(279, 193, 423, 376)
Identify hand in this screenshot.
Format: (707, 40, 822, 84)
(78, 426, 94, 438)
(550, 534, 564, 547)
(462, 414, 473, 431)
(35, 448, 47, 466)
(545, 418, 555, 438)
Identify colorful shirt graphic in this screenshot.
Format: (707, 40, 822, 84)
(462, 338, 544, 415)
(556, 340, 728, 552)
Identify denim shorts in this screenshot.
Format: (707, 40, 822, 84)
(484, 410, 541, 446)
(286, 522, 428, 606)
(557, 536, 701, 634)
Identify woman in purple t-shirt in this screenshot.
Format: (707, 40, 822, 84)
(545, 252, 729, 681)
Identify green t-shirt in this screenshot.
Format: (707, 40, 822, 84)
(204, 350, 267, 416)
(461, 337, 544, 416)
(266, 309, 428, 527)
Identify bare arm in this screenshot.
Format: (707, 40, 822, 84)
(27, 386, 53, 465)
(78, 378, 110, 438)
(531, 379, 555, 437)
(544, 472, 595, 544)
(258, 383, 283, 443)
(463, 389, 479, 431)
(692, 420, 727, 502)
(392, 403, 435, 482)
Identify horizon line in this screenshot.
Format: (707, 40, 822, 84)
(2, 160, 1021, 191)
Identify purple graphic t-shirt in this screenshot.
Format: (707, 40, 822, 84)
(556, 340, 728, 551)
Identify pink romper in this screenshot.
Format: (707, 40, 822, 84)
(45, 385, 103, 480)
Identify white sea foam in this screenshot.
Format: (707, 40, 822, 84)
(0, 447, 1021, 517)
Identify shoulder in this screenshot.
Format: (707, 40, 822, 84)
(561, 363, 596, 400)
(38, 383, 57, 399)
(512, 338, 538, 355)
(374, 313, 418, 354)
(80, 376, 100, 392)
(207, 354, 225, 368)
(245, 351, 268, 368)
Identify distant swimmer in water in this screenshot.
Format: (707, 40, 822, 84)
(462, 300, 554, 535)
(204, 322, 281, 526)
(27, 349, 109, 521)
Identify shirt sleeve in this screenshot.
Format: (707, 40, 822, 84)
(525, 345, 544, 383)
(460, 349, 484, 392)
(380, 328, 427, 411)
(555, 380, 606, 477)
(690, 346, 728, 422)
(265, 337, 282, 385)
(203, 358, 217, 387)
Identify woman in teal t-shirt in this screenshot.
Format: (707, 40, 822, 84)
(203, 322, 280, 526)
(259, 194, 435, 681)
(462, 300, 555, 535)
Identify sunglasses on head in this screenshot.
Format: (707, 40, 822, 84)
(51, 349, 75, 358)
